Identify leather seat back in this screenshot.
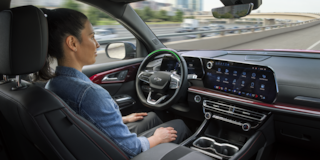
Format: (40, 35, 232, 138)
(0, 5, 129, 160)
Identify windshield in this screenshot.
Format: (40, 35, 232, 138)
(11, 0, 320, 56)
(130, 0, 320, 51)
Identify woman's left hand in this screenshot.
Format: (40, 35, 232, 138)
(122, 112, 148, 124)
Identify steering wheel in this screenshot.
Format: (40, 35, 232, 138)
(135, 48, 188, 110)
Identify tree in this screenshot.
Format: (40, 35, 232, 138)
(158, 10, 169, 21)
(173, 10, 183, 22)
(87, 6, 99, 25)
(143, 7, 153, 21)
(63, 0, 82, 12)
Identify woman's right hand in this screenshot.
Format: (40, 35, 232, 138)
(148, 127, 177, 148)
(154, 127, 177, 143)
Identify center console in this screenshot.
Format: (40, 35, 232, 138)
(181, 91, 273, 160)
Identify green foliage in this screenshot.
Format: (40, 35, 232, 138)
(87, 6, 99, 25)
(158, 10, 169, 21)
(133, 8, 184, 23)
(143, 7, 153, 21)
(63, 0, 81, 12)
(173, 10, 183, 22)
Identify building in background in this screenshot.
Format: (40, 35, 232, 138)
(130, 1, 171, 10)
(188, 0, 202, 12)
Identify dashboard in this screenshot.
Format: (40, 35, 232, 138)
(154, 50, 320, 133)
(160, 55, 278, 103)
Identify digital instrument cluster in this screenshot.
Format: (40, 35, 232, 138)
(203, 59, 278, 103)
(160, 56, 204, 78)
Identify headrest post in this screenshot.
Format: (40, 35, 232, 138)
(0, 75, 10, 84)
(11, 75, 27, 90)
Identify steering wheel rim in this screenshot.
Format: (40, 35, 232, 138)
(135, 48, 188, 110)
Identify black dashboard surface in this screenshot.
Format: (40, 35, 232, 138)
(159, 50, 320, 108)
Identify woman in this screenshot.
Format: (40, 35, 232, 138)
(37, 8, 191, 158)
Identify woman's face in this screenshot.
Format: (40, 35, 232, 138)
(75, 20, 100, 66)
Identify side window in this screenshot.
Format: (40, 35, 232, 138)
(11, 0, 136, 67)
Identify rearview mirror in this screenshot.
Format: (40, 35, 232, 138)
(211, 3, 253, 19)
(105, 42, 136, 60)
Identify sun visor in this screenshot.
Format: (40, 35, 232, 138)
(0, 5, 48, 75)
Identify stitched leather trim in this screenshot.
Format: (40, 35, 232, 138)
(60, 109, 113, 160)
(46, 90, 129, 160)
(238, 132, 262, 160)
(0, 88, 64, 159)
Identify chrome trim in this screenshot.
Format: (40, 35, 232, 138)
(294, 96, 320, 104)
(193, 137, 239, 158)
(115, 97, 131, 102)
(0, 75, 10, 84)
(190, 147, 223, 160)
(203, 100, 267, 122)
(187, 74, 198, 80)
(102, 76, 117, 81)
(146, 91, 168, 105)
(170, 73, 180, 89)
(211, 114, 251, 131)
(207, 61, 213, 69)
(194, 95, 201, 103)
(212, 114, 243, 126)
(179, 119, 208, 146)
(202, 57, 279, 104)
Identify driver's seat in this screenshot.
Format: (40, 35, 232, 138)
(0, 5, 130, 160)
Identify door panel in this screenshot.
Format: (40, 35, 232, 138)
(82, 58, 149, 115)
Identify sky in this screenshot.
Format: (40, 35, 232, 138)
(156, 0, 320, 13)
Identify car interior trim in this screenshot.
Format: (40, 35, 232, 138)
(294, 96, 320, 104)
(179, 119, 208, 146)
(189, 86, 320, 116)
(89, 63, 140, 84)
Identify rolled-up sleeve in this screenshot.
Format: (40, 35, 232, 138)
(78, 85, 149, 157)
(138, 137, 150, 152)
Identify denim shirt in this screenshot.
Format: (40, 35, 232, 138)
(45, 66, 149, 157)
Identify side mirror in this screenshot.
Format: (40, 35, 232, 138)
(105, 42, 136, 60)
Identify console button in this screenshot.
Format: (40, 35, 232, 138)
(194, 95, 201, 103)
(242, 123, 251, 131)
(204, 112, 212, 120)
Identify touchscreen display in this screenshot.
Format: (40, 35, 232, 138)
(160, 56, 203, 78)
(203, 59, 278, 103)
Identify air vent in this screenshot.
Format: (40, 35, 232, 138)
(203, 100, 266, 122)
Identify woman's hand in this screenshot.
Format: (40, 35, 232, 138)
(148, 127, 178, 148)
(122, 112, 148, 124)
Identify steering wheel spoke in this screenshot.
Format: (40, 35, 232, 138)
(169, 73, 181, 89)
(138, 70, 154, 84)
(146, 91, 168, 105)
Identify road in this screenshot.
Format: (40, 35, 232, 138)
(96, 24, 249, 54)
(50, 23, 320, 68)
(223, 23, 320, 50)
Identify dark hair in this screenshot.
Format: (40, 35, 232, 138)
(33, 8, 88, 81)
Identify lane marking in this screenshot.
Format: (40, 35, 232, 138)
(307, 40, 320, 50)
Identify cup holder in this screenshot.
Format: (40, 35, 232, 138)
(193, 137, 239, 158)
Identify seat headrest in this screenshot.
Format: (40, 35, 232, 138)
(0, 5, 48, 75)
